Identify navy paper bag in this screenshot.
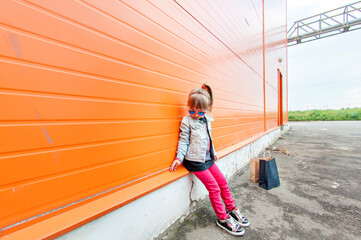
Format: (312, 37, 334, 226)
(259, 158, 280, 190)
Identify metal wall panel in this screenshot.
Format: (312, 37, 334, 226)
(264, 0, 288, 129)
(0, 0, 287, 232)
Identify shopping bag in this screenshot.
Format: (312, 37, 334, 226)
(250, 151, 272, 182)
(250, 158, 260, 182)
(259, 157, 280, 190)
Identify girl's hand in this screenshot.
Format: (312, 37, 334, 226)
(170, 159, 181, 171)
(214, 155, 218, 162)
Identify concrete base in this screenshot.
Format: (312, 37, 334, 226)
(57, 126, 288, 240)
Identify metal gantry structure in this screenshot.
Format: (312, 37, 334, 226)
(288, 1, 361, 46)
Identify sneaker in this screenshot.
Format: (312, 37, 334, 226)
(228, 207, 250, 227)
(216, 215, 245, 236)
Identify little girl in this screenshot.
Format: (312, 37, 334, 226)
(170, 84, 249, 236)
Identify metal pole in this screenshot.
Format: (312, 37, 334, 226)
(297, 21, 299, 39)
(346, 6, 349, 24)
(319, 14, 322, 38)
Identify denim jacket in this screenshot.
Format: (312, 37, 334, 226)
(176, 114, 217, 163)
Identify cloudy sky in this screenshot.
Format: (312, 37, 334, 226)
(287, 0, 361, 110)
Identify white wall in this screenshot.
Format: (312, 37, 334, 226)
(57, 126, 288, 240)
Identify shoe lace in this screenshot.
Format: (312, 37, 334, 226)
(227, 216, 240, 231)
(234, 209, 246, 221)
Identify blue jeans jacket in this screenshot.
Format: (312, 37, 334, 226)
(176, 114, 216, 163)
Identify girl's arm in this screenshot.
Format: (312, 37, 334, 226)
(170, 117, 190, 171)
(175, 117, 190, 161)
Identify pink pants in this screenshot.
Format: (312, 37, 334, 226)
(192, 164, 235, 220)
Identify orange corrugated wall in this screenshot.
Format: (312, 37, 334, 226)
(0, 0, 287, 236)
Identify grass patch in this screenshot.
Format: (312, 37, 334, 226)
(288, 108, 361, 121)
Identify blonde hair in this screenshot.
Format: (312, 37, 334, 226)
(188, 83, 214, 112)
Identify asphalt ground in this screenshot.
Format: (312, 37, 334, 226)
(155, 121, 361, 240)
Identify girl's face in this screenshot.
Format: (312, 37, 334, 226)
(188, 107, 207, 120)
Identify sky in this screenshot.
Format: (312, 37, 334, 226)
(287, 0, 361, 111)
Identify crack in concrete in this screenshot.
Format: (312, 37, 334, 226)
(188, 179, 195, 206)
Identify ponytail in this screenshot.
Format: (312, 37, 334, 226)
(202, 83, 213, 112)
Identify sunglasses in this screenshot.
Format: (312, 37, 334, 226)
(188, 109, 207, 116)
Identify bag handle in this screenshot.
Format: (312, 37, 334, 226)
(263, 150, 272, 160)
